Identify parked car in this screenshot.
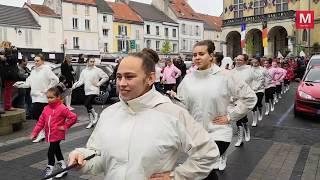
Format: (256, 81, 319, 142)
(294, 65, 320, 116)
(306, 55, 320, 70)
(52, 62, 117, 105)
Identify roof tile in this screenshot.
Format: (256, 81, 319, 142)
(27, 4, 60, 17)
(108, 2, 143, 24)
(169, 0, 202, 21)
(0, 4, 40, 28)
(63, 0, 96, 6)
(196, 13, 222, 31)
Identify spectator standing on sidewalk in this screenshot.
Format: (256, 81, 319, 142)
(31, 87, 77, 180)
(68, 52, 219, 180)
(61, 55, 75, 110)
(173, 40, 256, 174)
(14, 54, 59, 143)
(1, 41, 19, 111)
(12, 57, 32, 118)
(0, 48, 5, 114)
(161, 58, 181, 92)
(72, 58, 108, 129)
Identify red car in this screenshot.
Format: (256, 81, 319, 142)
(294, 65, 320, 116)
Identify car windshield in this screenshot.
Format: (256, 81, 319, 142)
(309, 59, 320, 66)
(304, 68, 320, 83)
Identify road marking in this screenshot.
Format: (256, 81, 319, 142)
(0, 129, 91, 161)
(276, 104, 294, 127)
(247, 142, 301, 180)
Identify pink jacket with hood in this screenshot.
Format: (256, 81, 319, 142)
(32, 101, 77, 142)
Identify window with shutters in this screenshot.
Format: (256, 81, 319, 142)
(72, 18, 78, 29)
(254, 0, 264, 15)
(234, 0, 244, 18)
(302, 29, 308, 42)
(25, 29, 33, 46)
(156, 26, 160, 36)
(146, 40, 151, 48)
(117, 40, 128, 52)
(73, 37, 79, 49)
(103, 29, 109, 37)
(182, 24, 186, 34)
(173, 43, 177, 52)
(156, 41, 160, 51)
(118, 25, 127, 36)
(73, 4, 78, 14)
(165, 28, 169, 37)
(85, 19, 90, 31)
(49, 19, 55, 33)
(104, 43, 108, 52)
(146, 25, 150, 34)
(85, 5, 90, 16)
(0, 28, 7, 42)
(276, 0, 288, 12)
(172, 29, 177, 38)
(103, 15, 108, 23)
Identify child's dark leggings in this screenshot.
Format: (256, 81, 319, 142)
(48, 141, 64, 166)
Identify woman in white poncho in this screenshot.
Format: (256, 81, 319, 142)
(68, 52, 220, 180)
(175, 40, 257, 174)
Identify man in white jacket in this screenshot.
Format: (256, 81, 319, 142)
(68, 52, 219, 180)
(72, 58, 108, 129)
(14, 54, 59, 142)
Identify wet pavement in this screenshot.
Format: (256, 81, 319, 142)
(0, 83, 320, 180)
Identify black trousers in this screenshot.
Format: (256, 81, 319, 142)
(84, 95, 96, 113)
(265, 88, 274, 103)
(253, 92, 264, 111)
(48, 141, 64, 166)
(215, 141, 230, 155)
(236, 116, 248, 127)
(32, 102, 47, 120)
(163, 84, 175, 92)
(284, 79, 290, 86)
(276, 84, 282, 95)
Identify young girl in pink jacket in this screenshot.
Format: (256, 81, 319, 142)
(31, 87, 77, 180)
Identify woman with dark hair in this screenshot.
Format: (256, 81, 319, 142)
(14, 54, 59, 142)
(173, 40, 257, 175)
(1, 41, 19, 111)
(61, 55, 75, 110)
(72, 58, 108, 129)
(142, 48, 163, 92)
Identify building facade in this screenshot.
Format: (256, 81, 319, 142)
(96, 0, 114, 59)
(44, 0, 100, 58)
(152, 0, 204, 57)
(197, 13, 223, 53)
(222, 0, 320, 58)
(129, 1, 179, 55)
(108, 1, 144, 55)
(0, 4, 43, 59)
(24, 3, 64, 62)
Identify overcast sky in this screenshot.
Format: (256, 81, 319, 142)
(0, 0, 222, 16)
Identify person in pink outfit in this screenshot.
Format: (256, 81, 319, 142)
(187, 62, 198, 74)
(270, 61, 285, 103)
(161, 58, 181, 92)
(31, 87, 77, 180)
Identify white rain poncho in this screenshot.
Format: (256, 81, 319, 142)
(73, 88, 219, 180)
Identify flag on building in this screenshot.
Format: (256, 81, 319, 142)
(262, 21, 268, 47)
(241, 24, 246, 48)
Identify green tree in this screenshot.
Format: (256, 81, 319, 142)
(246, 35, 256, 57)
(161, 40, 172, 55)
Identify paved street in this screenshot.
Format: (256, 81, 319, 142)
(0, 83, 320, 180)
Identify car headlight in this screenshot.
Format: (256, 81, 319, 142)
(299, 91, 316, 100)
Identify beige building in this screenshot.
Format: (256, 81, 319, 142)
(222, 0, 320, 58)
(44, 0, 100, 58)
